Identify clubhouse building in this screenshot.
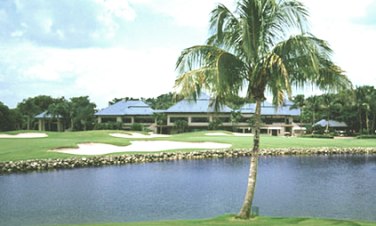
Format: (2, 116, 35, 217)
(94, 93, 305, 136)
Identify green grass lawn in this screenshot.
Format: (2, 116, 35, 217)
(56, 215, 376, 226)
(1, 130, 376, 162)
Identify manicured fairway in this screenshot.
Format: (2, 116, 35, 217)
(1, 130, 376, 161)
(57, 215, 376, 226)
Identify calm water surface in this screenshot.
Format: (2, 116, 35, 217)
(0, 155, 375, 226)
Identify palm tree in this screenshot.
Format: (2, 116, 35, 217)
(320, 94, 341, 133)
(290, 94, 305, 123)
(152, 112, 167, 134)
(175, 0, 351, 219)
(305, 96, 321, 125)
(230, 110, 243, 131)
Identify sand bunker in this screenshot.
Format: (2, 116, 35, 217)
(205, 132, 230, 136)
(110, 132, 170, 139)
(232, 132, 253, 136)
(53, 141, 232, 155)
(205, 132, 253, 137)
(0, 133, 48, 138)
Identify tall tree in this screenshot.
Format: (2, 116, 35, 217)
(0, 102, 13, 131)
(230, 110, 243, 131)
(175, 0, 351, 219)
(320, 93, 342, 133)
(145, 93, 183, 110)
(109, 97, 140, 106)
(47, 97, 71, 131)
(17, 95, 56, 130)
(305, 96, 321, 125)
(355, 86, 374, 134)
(70, 96, 96, 131)
(152, 112, 167, 134)
(290, 94, 305, 123)
(334, 89, 356, 134)
(369, 88, 376, 133)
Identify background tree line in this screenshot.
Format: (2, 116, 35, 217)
(292, 85, 376, 135)
(0, 95, 96, 131)
(1, 85, 376, 134)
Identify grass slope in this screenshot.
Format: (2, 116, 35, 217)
(57, 215, 376, 226)
(0, 130, 131, 161)
(1, 130, 376, 162)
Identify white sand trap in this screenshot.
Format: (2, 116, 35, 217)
(110, 132, 170, 139)
(0, 133, 48, 138)
(205, 132, 230, 136)
(53, 141, 232, 155)
(232, 132, 254, 136)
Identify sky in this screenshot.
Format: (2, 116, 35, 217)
(1, 0, 376, 109)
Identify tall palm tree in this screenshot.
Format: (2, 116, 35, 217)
(175, 0, 351, 219)
(355, 86, 373, 134)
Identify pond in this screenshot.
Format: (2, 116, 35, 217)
(0, 155, 375, 226)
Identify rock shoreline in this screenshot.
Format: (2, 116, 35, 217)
(1, 147, 376, 174)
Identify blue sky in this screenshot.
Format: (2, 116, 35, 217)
(1, 0, 376, 109)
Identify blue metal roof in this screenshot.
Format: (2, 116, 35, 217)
(95, 100, 154, 116)
(240, 101, 301, 116)
(313, 119, 347, 128)
(35, 111, 62, 119)
(164, 93, 233, 113)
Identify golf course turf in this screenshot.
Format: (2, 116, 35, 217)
(56, 215, 376, 226)
(1, 130, 376, 162)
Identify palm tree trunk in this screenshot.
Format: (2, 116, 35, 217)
(70, 119, 74, 131)
(238, 99, 261, 219)
(359, 108, 363, 133)
(366, 111, 369, 134)
(312, 111, 315, 125)
(26, 116, 31, 130)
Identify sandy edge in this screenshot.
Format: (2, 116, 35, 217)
(0, 133, 48, 138)
(205, 132, 253, 137)
(110, 132, 170, 139)
(52, 140, 232, 155)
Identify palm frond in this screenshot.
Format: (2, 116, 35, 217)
(209, 4, 239, 44)
(175, 45, 247, 110)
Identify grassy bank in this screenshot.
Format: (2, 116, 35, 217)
(1, 130, 376, 162)
(57, 215, 376, 226)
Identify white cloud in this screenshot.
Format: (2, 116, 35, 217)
(131, 0, 236, 28)
(301, 0, 376, 88)
(10, 30, 24, 38)
(0, 42, 179, 108)
(70, 47, 179, 107)
(0, 0, 136, 48)
(0, 9, 7, 23)
(100, 0, 136, 21)
(2, 0, 376, 109)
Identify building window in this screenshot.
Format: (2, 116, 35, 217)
(292, 117, 300, 123)
(240, 117, 251, 123)
(101, 117, 117, 123)
(122, 117, 132, 123)
(134, 117, 154, 124)
(263, 117, 285, 124)
(191, 117, 209, 123)
(217, 117, 231, 123)
(170, 117, 188, 123)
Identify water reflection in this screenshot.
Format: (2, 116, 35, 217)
(0, 155, 375, 226)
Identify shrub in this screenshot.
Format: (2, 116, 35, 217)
(94, 122, 123, 130)
(174, 120, 188, 133)
(131, 123, 143, 131)
(299, 134, 334, 139)
(357, 135, 376, 139)
(208, 119, 223, 130)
